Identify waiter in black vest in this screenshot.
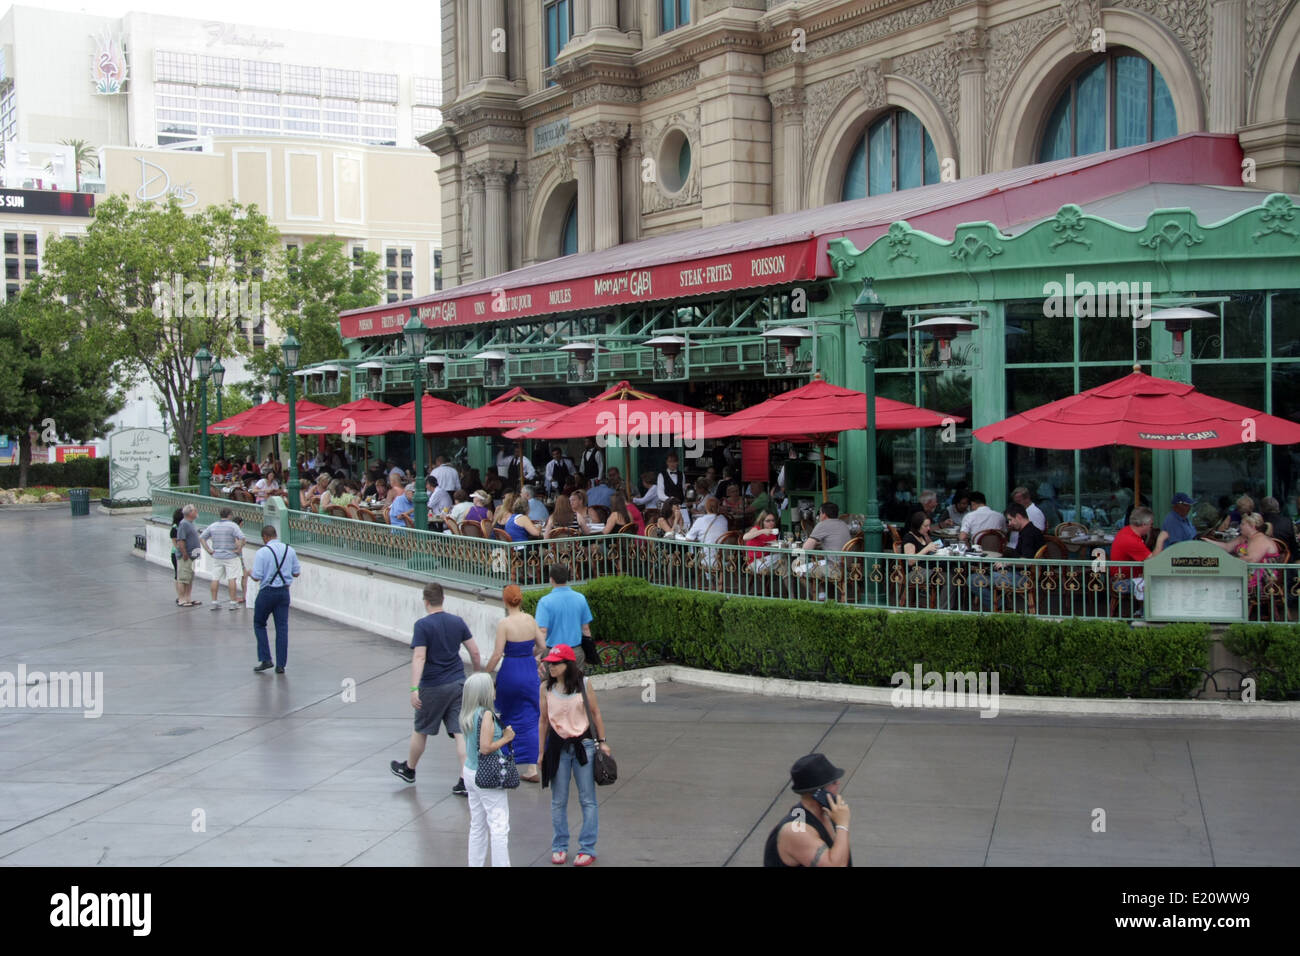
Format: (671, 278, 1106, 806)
(763, 753, 853, 867)
(580, 437, 604, 482)
(506, 441, 535, 491)
(656, 452, 686, 503)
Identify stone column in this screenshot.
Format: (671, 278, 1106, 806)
(768, 88, 804, 213)
(483, 161, 511, 278)
(952, 27, 988, 179)
(566, 131, 595, 254)
(510, 169, 528, 270)
(1209, 0, 1245, 133)
(466, 0, 482, 83)
(573, 0, 589, 37)
(467, 165, 486, 280)
(620, 128, 643, 243)
(591, 0, 618, 30)
(589, 123, 622, 251)
(482, 0, 507, 81)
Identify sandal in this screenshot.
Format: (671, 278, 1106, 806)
(574, 853, 596, 867)
(551, 851, 567, 865)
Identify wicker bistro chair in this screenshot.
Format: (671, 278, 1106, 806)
(324, 504, 350, 519)
(974, 528, 1007, 555)
(835, 535, 866, 603)
(442, 516, 460, 535)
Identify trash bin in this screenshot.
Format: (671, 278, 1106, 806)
(69, 487, 91, 516)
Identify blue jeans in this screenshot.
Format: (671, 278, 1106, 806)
(551, 738, 598, 855)
(973, 569, 1028, 611)
(254, 586, 291, 667)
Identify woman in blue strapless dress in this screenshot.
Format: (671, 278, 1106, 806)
(486, 584, 546, 782)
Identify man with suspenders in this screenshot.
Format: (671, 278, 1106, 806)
(251, 525, 301, 674)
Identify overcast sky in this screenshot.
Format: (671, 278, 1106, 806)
(9, 0, 440, 45)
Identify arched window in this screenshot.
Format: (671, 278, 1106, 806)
(1038, 52, 1177, 162)
(560, 198, 577, 257)
(841, 108, 939, 201)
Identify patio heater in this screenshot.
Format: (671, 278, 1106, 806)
(645, 334, 688, 381)
(282, 332, 302, 510)
(357, 360, 384, 395)
(852, 279, 886, 550)
(404, 312, 430, 529)
(420, 355, 447, 390)
(560, 342, 603, 384)
(760, 326, 814, 376)
(910, 316, 977, 367)
(194, 345, 213, 496)
(474, 350, 511, 389)
(1148, 306, 1216, 358)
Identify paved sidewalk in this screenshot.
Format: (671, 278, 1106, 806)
(1, 508, 1297, 866)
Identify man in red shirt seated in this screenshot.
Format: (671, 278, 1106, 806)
(1109, 507, 1164, 608)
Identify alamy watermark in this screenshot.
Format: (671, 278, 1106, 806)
(151, 274, 263, 320)
(890, 664, 1000, 718)
(595, 402, 706, 459)
(0, 665, 104, 718)
(1042, 273, 1152, 322)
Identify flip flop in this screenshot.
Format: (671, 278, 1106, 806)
(551, 851, 567, 865)
(573, 853, 596, 867)
(184, 601, 202, 607)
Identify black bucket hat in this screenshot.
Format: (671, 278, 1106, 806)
(790, 753, 845, 793)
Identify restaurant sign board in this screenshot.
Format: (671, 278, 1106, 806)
(108, 428, 170, 501)
(1144, 540, 1247, 623)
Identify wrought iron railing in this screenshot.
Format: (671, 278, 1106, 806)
(153, 487, 265, 528)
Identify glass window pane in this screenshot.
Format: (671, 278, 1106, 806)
(1039, 89, 1073, 162)
(1190, 362, 1268, 507)
(561, 199, 578, 256)
(877, 308, 910, 369)
(1272, 291, 1300, 359)
(662, 0, 674, 30)
(1075, 61, 1107, 155)
(1222, 293, 1264, 359)
(1114, 55, 1149, 148)
(842, 133, 867, 201)
(547, 6, 558, 65)
(922, 130, 939, 184)
(896, 111, 922, 191)
(678, 139, 691, 184)
(680, 0, 690, 25)
(1273, 363, 1300, 503)
(1079, 446, 1147, 528)
(1152, 68, 1177, 140)
(867, 114, 893, 196)
(1005, 300, 1073, 364)
(1078, 313, 1136, 363)
(560, 0, 571, 44)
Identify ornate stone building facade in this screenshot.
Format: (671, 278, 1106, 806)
(425, 0, 1299, 288)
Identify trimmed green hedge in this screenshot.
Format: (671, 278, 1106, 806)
(0, 457, 109, 489)
(1222, 623, 1300, 698)
(525, 577, 1214, 699)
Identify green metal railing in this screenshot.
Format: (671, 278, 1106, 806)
(146, 490, 1296, 622)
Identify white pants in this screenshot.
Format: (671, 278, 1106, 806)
(464, 763, 511, 867)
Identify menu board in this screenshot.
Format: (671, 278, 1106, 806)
(1146, 575, 1245, 622)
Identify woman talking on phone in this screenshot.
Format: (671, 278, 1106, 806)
(763, 753, 853, 867)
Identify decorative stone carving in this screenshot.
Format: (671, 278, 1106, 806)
(572, 84, 642, 108)
(802, 73, 859, 164)
(582, 121, 626, 151)
(1060, 0, 1101, 51)
(947, 26, 989, 73)
(640, 108, 702, 214)
(893, 45, 958, 130)
(526, 151, 558, 210)
(885, 222, 918, 263)
(1048, 205, 1093, 250)
(854, 61, 888, 111)
(644, 67, 700, 101)
(768, 87, 805, 118)
(480, 159, 515, 188)
(1118, 0, 1210, 96)
(984, 7, 1064, 137)
(1245, 0, 1287, 87)
(765, 0, 964, 70)
(466, 125, 526, 148)
(1251, 194, 1299, 243)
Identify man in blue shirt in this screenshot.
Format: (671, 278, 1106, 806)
(391, 581, 482, 795)
(535, 563, 593, 671)
(250, 525, 301, 674)
(389, 484, 415, 525)
(1161, 492, 1198, 545)
(586, 478, 614, 509)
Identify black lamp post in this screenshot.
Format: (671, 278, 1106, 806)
(211, 358, 226, 461)
(267, 366, 281, 464)
(282, 334, 302, 510)
(852, 279, 886, 547)
(403, 311, 429, 528)
(195, 345, 213, 496)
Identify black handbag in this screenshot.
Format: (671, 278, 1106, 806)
(473, 710, 520, 790)
(579, 683, 617, 786)
(580, 635, 599, 668)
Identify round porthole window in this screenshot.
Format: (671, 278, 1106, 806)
(658, 129, 692, 194)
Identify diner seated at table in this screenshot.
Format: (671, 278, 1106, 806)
(1008, 486, 1047, 548)
(1160, 492, 1199, 545)
(747, 481, 773, 516)
(389, 484, 415, 526)
(448, 490, 473, 524)
(743, 510, 782, 571)
(582, 477, 612, 509)
(569, 489, 602, 533)
(600, 493, 634, 534)
(795, 502, 853, 583)
(302, 473, 331, 509)
(1110, 507, 1165, 605)
(941, 490, 971, 529)
(958, 492, 1006, 543)
(1260, 496, 1296, 557)
(426, 477, 453, 518)
(633, 472, 663, 511)
(543, 494, 579, 535)
(1216, 495, 1255, 532)
(1203, 513, 1282, 588)
(656, 499, 689, 536)
(492, 492, 519, 527)
(362, 475, 388, 502)
(502, 498, 542, 540)
(252, 473, 280, 504)
(972, 504, 1044, 611)
(463, 489, 492, 524)
(521, 485, 550, 523)
(721, 483, 749, 521)
(482, 473, 505, 505)
(901, 512, 942, 556)
(685, 497, 729, 570)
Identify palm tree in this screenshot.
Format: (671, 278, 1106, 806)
(55, 138, 99, 191)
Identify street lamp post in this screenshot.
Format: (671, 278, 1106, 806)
(852, 279, 886, 551)
(211, 358, 226, 461)
(282, 334, 302, 509)
(267, 366, 282, 467)
(403, 312, 429, 528)
(195, 346, 213, 496)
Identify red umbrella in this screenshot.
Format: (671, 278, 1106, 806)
(424, 387, 568, 436)
(503, 380, 724, 441)
(230, 400, 330, 437)
(281, 397, 396, 435)
(711, 377, 965, 499)
(973, 368, 1300, 503)
(974, 369, 1300, 449)
(378, 394, 471, 434)
(207, 402, 267, 435)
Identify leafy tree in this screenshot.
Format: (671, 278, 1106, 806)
(0, 288, 123, 488)
(40, 194, 279, 486)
